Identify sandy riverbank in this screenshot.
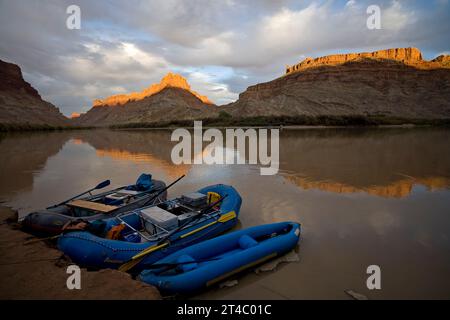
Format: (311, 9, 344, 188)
(0, 206, 161, 299)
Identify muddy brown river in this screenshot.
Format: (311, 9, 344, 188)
(1, 127, 449, 299)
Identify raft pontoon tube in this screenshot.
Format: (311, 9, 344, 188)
(138, 221, 301, 295)
(57, 184, 242, 271)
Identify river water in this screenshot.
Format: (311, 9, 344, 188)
(0, 128, 449, 299)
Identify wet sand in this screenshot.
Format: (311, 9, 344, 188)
(0, 206, 161, 300)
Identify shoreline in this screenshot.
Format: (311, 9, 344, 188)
(0, 206, 161, 300)
(111, 124, 422, 130)
(2, 115, 450, 132)
(0, 123, 439, 133)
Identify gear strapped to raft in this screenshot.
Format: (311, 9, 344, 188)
(62, 219, 107, 236)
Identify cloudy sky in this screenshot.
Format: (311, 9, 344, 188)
(0, 0, 449, 116)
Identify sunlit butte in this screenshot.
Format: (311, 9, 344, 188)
(93, 72, 213, 107)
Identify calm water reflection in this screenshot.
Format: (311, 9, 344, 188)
(0, 128, 449, 299)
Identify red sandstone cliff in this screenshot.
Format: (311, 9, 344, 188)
(0, 59, 69, 127)
(93, 72, 212, 107)
(226, 48, 450, 120)
(75, 73, 216, 126)
(285, 48, 429, 73)
(68, 47, 450, 127)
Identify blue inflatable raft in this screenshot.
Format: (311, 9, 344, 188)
(138, 221, 301, 295)
(57, 184, 242, 271)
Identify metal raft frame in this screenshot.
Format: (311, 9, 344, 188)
(115, 198, 221, 242)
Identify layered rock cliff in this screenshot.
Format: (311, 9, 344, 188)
(0, 59, 69, 127)
(93, 72, 212, 107)
(285, 48, 430, 73)
(75, 73, 216, 126)
(226, 48, 450, 120)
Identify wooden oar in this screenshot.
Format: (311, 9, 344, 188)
(47, 179, 111, 209)
(118, 195, 229, 272)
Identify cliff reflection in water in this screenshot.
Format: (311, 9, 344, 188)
(0, 131, 73, 199)
(278, 128, 450, 197)
(80, 128, 450, 198)
(1, 128, 449, 207)
(78, 129, 190, 178)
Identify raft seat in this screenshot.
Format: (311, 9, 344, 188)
(67, 199, 118, 213)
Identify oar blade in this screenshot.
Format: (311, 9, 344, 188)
(118, 258, 142, 272)
(118, 242, 168, 272)
(95, 180, 110, 190)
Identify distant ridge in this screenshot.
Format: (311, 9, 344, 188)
(3, 46, 450, 130)
(93, 72, 212, 107)
(74, 73, 216, 126)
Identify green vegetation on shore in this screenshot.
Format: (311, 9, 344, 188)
(110, 114, 450, 129)
(0, 123, 95, 132)
(3, 114, 450, 132)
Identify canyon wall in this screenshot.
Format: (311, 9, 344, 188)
(93, 73, 212, 107)
(0, 60, 69, 128)
(285, 47, 447, 74)
(75, 73, 216, 126)
(226, 48, 450, 120)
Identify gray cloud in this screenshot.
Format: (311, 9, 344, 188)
(0, 0, 449, 116)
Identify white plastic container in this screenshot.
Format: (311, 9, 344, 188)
(140, 206, 178, 231)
